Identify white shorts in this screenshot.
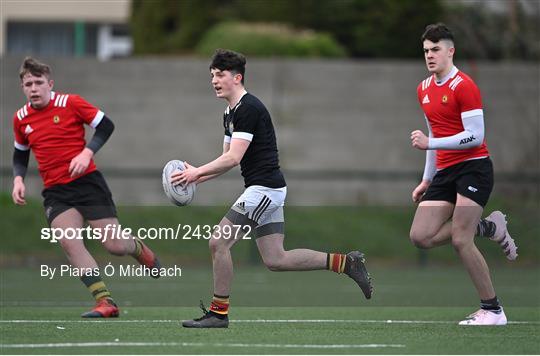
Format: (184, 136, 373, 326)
(226, 185, 286, 238)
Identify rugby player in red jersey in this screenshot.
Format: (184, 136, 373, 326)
(12, 57, 161, 318)
(409, 24, 517, 325)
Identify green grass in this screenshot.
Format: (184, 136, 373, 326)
(1, 193, 539, 264)
(1, 267, 539, 354)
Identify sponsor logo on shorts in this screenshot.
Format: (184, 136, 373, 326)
(234, 201, 246, 212)
(468, 186, 478, 193)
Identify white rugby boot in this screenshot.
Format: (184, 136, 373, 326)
(485, 211, 518, 261)
(458, 308, 507, 326)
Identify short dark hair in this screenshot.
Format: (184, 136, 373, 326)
(421, 23, 454, 43)
(19, 57, 52, 81)
(210, 49, 246, 84)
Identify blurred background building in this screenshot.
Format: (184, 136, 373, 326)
(0, 0, 132, 60)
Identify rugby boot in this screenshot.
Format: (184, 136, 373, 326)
(458, 308, 507, 325)
(344, 251, 373, 299)
(485, 211, 518, 261)
(81, 298, 119, 318)
(182, 301, 229, 328)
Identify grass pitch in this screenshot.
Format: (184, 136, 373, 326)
(1, 266, 539, 354)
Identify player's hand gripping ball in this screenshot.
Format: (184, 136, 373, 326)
(162, 160, 196, 206)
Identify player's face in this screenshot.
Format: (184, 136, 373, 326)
(423, 40, 454, 75)
(21, 73, 53, 109)
(210, 68, 242, 100)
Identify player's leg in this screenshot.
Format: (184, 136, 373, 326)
(452, 158, 506, 325)
(452, 194, 506, 325)
(256, 233, 325, 270)
(409, 200, 455, 248)
(87, 217, 161, 276)
(255, 232, 372, 299)
(182, 216, 241, 328)
(50, 208, 118, 318)
(78, 171, 161, 276)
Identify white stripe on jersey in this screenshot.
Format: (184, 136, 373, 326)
(17, 105, 29, 120)
(232, 132, 253, 142)
(449, 76, 463, 91)
(90, 110, 104, 128)
(54, 94, 69, 107)
(61, 94, 69, 107)
(422, 76, 433, 91)
(224, 135, 232, 144)
(14, 140, 30, 151)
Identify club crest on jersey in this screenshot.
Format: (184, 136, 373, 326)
(53, 115, 60, 124)
(228, 121, 234, 134)
(442, 95, 448, 104)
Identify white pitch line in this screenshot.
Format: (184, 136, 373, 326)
(0, 319, 538, 324)
(0, 341, 405, 349)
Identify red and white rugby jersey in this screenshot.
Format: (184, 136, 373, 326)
(13, 92, 104, 187)
(417, 66, 489, 170)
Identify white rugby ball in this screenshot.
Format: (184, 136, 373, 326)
(162, 160, 196, 206)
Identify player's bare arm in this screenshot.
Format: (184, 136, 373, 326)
(194, 142, 231, 184)
(171, 138, 249, 185)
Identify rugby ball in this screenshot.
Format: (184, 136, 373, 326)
(162, 160, 196, 206)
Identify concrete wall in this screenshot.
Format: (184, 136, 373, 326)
(1, 57, 538, 205)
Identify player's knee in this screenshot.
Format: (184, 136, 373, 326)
(409, 230, 431, 249)
(260, 253, 285, 271)
(104, 241, 129, 256)
(450, 226, 474, 252)
(451, 238, 465, 251)
(208, 237, 229, 256)
(263, 258, 283, 271)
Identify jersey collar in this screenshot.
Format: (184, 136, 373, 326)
(434, 66, 458, 86)
(228, 90, 248, 112)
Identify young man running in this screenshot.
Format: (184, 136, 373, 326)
(12, 57, 161, 318)
(409, 24, 517, 325)
(172, 49, 373, 328)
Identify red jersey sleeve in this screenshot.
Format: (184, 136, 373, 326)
(13, 114, 29, 150)
(69, 94, 104, 128)
(454, 79, 482, 115)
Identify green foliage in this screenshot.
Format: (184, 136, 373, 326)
(130, 0, 223, 54)
(130, 0, 538, 60)
(130, 0, 443, 57)
(195, 22, 346, 58)
(444, 0, 540, 60)
(226, 0, 444, 58)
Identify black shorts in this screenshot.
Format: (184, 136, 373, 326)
(422, 157, 494, 207)
(42, 171, 117, 225)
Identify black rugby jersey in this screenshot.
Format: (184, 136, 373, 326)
(223, 93, 286, 188)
